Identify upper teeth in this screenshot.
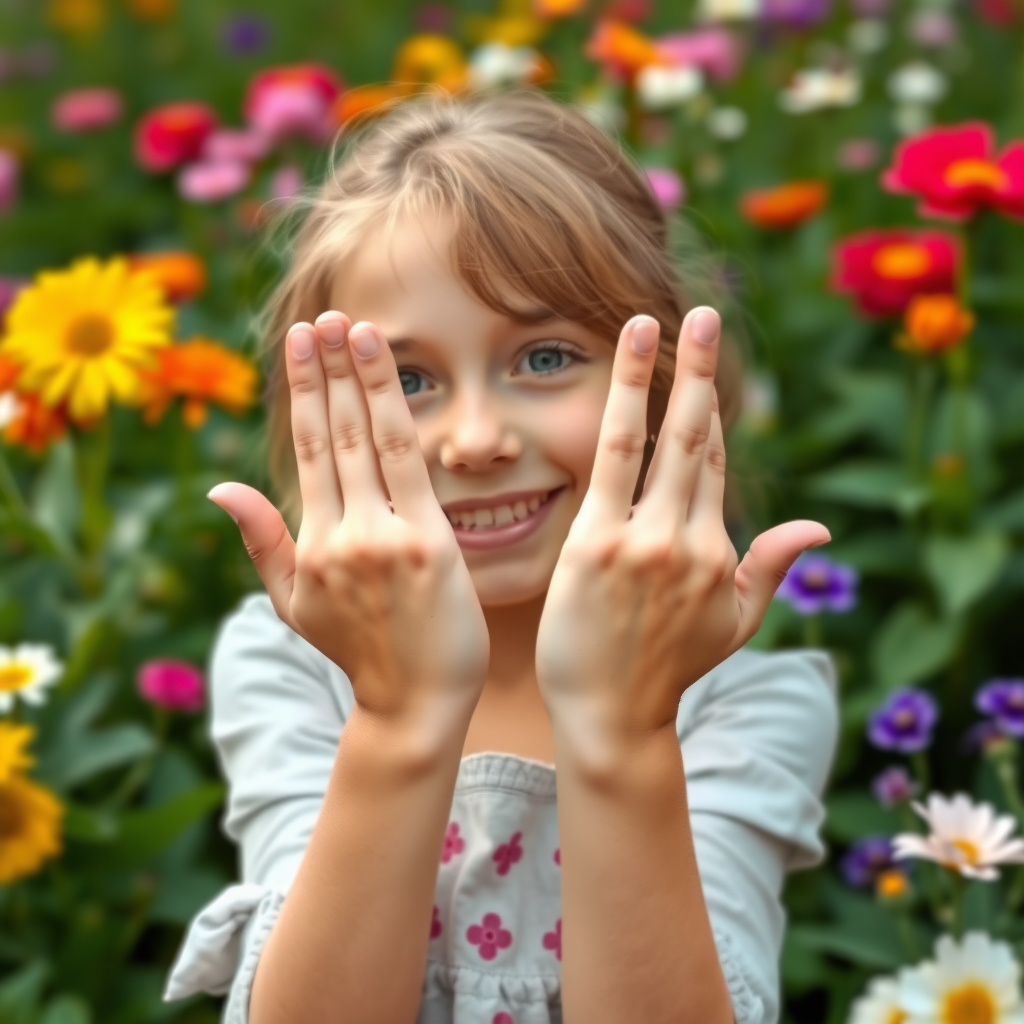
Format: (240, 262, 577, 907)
(446, 493, 546, 529)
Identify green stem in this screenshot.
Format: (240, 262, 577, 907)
(897, 910, 920, 959)
(0, 444, 30, 519)
(802, 613, 823, 649)
(906, 360, 938, 485)
(994, 751, 1024, 826)
(73, 419, 113, 598)
(911, 751, 931, 794)
(949, 871, 967, 940)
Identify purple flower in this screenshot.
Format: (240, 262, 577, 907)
(221, 14, 269, 56)
(761, 0, 830, 27)
(975, 678, 1024, 738)
(867, 688, 939, 753)
(962, 719, 1008, 755)
(840, 835, 895, 887)
(775, 553, 858, 615)
(871, 766, 919, 807)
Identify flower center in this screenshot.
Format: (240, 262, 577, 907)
(949, 838, 980, 865)
(0, 789, 22, 839)
(801, 567, 831, 591)
(872, 243, 932, 280)
(943, 159, 1007, 192)
(66, 314, 114, 356)
(893, 708, 917, 729)
(0, 664, 32, 692)
(886, 1011, 907, 1024)
(876, 870, 909, 898)
(942, 982, 995, 1024)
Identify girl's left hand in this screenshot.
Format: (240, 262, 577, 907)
(535, 307, 831, 749)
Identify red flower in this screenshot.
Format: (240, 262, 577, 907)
(882, 122, 1024, 221)
(831, 229, 961, 318)
(135, 102, 218, 173)
(244, 64, 343, 143)
(740, 181, 828, 229)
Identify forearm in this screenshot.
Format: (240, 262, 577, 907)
(550, 713, 733, 1024)
(249, 702, 470, 1024)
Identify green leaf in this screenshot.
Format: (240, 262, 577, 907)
(923, 531, 1010, 617)
(871, 601, 960, 688)
(781, 930, 829, 992)
(149, 867, 229, 925)
(825, 792, 901, 843)
(62, 802, 119, 843)
(109, 783, 225, 868)
(806, 461, 930, 515)
(807, 372, 909, 454)
(0, 961, 49, 1023)
(29, 438, 81, 555)
(39, 996, 92, 1024)
(982, 489, 1024, 531)
(35, 724, 156, 790)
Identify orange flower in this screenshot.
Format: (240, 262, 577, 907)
(585, 20, 663, 80)
(2, 394, 68, 454)
(392, 36, 467, 92)
(332, 84, 412, 126)
(740, 181, 828, 229)
(127, 252, 207, 304)
(875, 869, 910, 899)
(534, 0, 587, 15)
(126, 0, 175, 18)
(138, 338, 259, 429)
(0, 352, 20, 392)
(900, 294, 975, 355)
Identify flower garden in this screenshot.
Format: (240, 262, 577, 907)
(2, 0, 1024, 1021)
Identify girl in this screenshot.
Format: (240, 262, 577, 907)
(162, 87, 837, 1024)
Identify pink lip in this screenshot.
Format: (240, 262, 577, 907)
(450, 487, 566, 550)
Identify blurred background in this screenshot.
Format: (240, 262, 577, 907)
(2, 0, 1024, 1021)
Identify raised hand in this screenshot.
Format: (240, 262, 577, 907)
(535, 307, 830, 746)
(207, 313, 489, 730)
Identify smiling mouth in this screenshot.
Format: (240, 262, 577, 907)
(444, 489, 564, 531)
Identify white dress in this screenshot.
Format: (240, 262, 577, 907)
(162, 592, 838, 1024)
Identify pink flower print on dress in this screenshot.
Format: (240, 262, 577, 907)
(493, 831, 523, 876)
(493, 1014, 514, 1024)
(441, 821, 464, 864)
(553, 847, 560, 866)
(542, 919, 562, 961)
(430, 905, 442, 940)
(466, 912, 513, 961)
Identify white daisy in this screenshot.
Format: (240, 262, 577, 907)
(707, 105, 748, 140)
(887, 61, 947, 105)
(898, 932, 1024, 1024)
(699, 0, 761, 20)
(467, 44, 541, 90)
(848, 975, 904, 1024)
(893, 792, 1024, 881)
(636, 64, 704, 111)
(0, 644, 63, 713)
(779, 68, 862, 114)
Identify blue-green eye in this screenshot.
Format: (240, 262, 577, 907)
(398, 369, 428, 396)
(518, 342, 581, 376)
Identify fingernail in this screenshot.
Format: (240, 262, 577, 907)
(349, 325, 378, 359)
(290, 328, 314, 360)
(691, 309, 719, 345)
(631, 318, 659, 355)
(317, 317, 346, 349)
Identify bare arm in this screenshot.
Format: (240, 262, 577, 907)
(551, 719, 733, 1024)
(250, 705, 469, 1024)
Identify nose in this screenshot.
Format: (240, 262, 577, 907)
(438, 391, 521, 472)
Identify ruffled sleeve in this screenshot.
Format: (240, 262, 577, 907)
(677, 647, 838, 1024)
(161, 592, 351, 1021)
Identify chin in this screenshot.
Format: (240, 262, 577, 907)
(470, 562, 554, 608)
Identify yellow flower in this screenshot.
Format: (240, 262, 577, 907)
(0, 257, 174, 425)
(47, 0, 107, 35)
(126, 0, 176, 20)
(0, 774, 64, 884)
(0, 723, 36, 785)
(392, 35, 468, 92)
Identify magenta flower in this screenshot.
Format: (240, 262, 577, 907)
(542, 918, 562, 960)
(178, 160, 251, 203)
(51, 87, 124, 132)
(244, 64, 342, 144)
(656, 29, 744, 83)
(466, 912, 513, 961)
(0, 150, 18, 212)
(430, 905, 442, 939)
(493, 831, 523, 876)
(838, 138, 881, 172)
(872, 766, 919, 807)
(492, 1014, 514, 1024)
(202, 128, 272, 164)
(136, 659, 205, 712)
(441, 821, 464, 863)
(645, 167, 686, 211)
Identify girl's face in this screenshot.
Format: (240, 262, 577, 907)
(328, 213, 617, 608)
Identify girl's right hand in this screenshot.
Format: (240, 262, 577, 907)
(207, 312, 490, 731)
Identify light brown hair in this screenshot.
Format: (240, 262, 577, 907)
(257, 86, 743, 531)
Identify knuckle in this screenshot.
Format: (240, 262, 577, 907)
(293, 430, 328, 462)
(375, 432, 413, 462)
(333, 421, 366, 454)
(603, 431, 646, 462)
(675, 424, 709, 456)
(364, 374, 393, 396)
(290, 378, 319, 398)
(705, 442, 727, 474)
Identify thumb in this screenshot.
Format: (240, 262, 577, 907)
(207, 482, 297, 622)
(733, 519, 832, 644)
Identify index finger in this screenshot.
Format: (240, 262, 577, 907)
(577, 315, 660, 529)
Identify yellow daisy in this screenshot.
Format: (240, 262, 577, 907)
(0, 257, 174, 425)
(0, 774, 64, 884)
(0, 722, 36, 785)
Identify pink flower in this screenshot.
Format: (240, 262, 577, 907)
(135, 102, 219, 173)
(908, 10, 957, 47)
(136, 658, 205, 711)
(838, 138, 880, 172)
(466, 912, 513, 961)
(656, 29, 744, 83)
(542, 918, 562, 960)
(441, 821, 464, 863)
(178, 160, 251, 203)
(430, 905, 442, 939)
(202, 128, 271, 164)
(269, 164, 303, 201)
(493, 831, 523, 876)
(645, 167, 686, 210)
(51, 87, 124, 132)
(493, 1014, 515, 1024)
(244, 63, 342, 144)
(0, 150, 18, 212)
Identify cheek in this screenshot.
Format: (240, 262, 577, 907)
(538, 390, 607, 485)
